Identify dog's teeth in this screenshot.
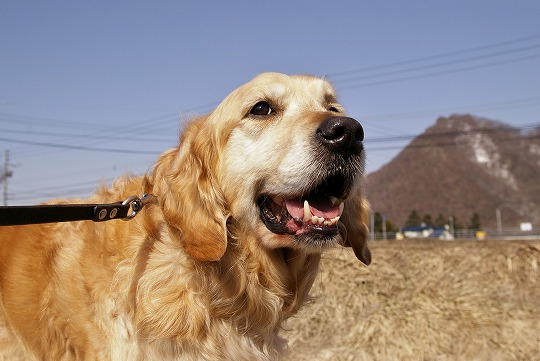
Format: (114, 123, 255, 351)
(302, 200, 342, 226)
(310, 215, 325, 225)
(303, 200, 311, 222)
(329, 196, 338, 206)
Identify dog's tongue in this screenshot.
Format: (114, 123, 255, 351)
(284, 195, 340, 220)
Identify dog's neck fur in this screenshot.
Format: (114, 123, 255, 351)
(107, 179, 321, 360)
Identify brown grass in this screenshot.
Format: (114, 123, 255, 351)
(282, 239, 540, 361)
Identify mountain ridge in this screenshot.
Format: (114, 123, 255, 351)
(365, 114, 540, 230)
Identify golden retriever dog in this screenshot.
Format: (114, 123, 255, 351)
(0, 72, 370, 360)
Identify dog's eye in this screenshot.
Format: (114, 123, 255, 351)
(328, 106, 340, 113)
(250, 101, 273, 116)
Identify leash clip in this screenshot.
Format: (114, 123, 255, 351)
(122, 193, 156, 221)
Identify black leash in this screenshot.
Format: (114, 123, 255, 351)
(0, 194, 156, 226)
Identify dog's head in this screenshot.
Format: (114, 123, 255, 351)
(151, 73, 370, 265)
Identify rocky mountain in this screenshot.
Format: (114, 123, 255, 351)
(365, 114, 540, 230)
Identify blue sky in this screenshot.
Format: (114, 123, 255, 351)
(1, 1, 540, 205)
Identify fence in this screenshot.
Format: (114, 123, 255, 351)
(369, 226, 540, 241)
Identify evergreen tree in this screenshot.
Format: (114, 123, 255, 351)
(434, 213, 447, 228)
(373, 212, 397, 233)
(450, 215, 463, 230)
(405, 210, 422, 227)
(468, 213, 481, 230)
(374, 212, 384, 233)
(422, 214, 433, 227)
(385, 219, 397, 233)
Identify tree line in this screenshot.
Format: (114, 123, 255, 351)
(372, 210, 482, 233)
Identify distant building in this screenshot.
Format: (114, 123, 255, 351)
(397, 225, 454, 240)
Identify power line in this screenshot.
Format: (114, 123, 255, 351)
(324, 34, 540, 91)
(3, 36, 539, 159)
(361, 97, 540, 137)
(333, 43, 540, 86)
(8, 121, 539, 202)
(369, 133, 540, 152)
(0, 111, 181, 158)
(0, 136, 161, 155)
(362, 97, 540, 123)
(338, 53, 540, 91)
(4, 95, 540, 152)
(2, 150, 13, 206)
(366, 122, 540, 144)
(0, 128, 173, 144)
(367, 124, 540, 152)
(8, 179, 113, 202)
(5, 34, 540, 203)
(10, 178, 113, 195)
(326, 33, 540, 79)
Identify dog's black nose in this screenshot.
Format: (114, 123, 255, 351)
(316, 116, 364, 156)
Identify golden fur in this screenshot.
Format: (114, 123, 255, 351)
(0, 73, 370, 360)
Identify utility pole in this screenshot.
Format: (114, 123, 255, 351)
(2, 150, 13, 206)
(496, 208, 502, 237)
(369, 211, 375, 240)
(382, 214, 387, 240)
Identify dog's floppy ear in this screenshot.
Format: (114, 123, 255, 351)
(339, 190, 371, 265)
(150, 116, 228, 261)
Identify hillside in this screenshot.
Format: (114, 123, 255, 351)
(365, 114, 540, 229)
(283, 240, 540, 360)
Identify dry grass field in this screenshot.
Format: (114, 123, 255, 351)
(282, 239, 540, 361)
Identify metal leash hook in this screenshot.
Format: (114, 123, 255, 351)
(122, 193, 157, 221)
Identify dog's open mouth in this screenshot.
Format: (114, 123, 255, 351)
(257, 174, 350, 236)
